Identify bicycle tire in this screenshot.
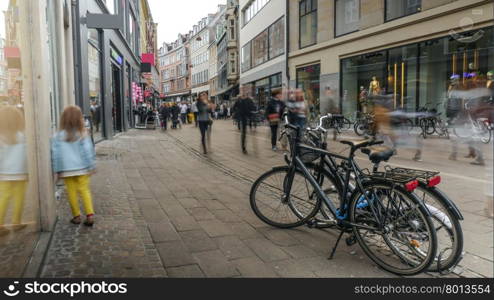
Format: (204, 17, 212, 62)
(250, 167, 321, 229)
(349, 180, 437, 276)
(354, 121, 368, 136)
(414, 185, 463, 272)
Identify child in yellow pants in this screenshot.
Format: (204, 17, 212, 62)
(52, 106, 96, 226)
(64, 175, 94, 219)
(0, 105, 28, 236)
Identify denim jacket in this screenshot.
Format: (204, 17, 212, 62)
(0, 133, 27, 179)
(51, 131, 95, 173)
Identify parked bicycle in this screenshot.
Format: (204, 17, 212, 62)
(452, 100, 492, 144)
(354, 112, 375, 137)
(285, 114, 464, 273)
(250, 114, 439, 275)
(417, 103, 449, 139)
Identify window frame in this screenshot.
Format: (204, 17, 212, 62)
(334, 0, 361, 38)
(384, 0, 422, 22)
(299, 0, 318, 49)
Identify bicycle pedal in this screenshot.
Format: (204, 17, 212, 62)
(306, 220, 317, 228)
(345, 235, 357, 246)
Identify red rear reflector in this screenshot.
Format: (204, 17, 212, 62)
(405, 180, 419, 192)
(427, 176, 441, 187)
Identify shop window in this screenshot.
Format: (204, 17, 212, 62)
(269, 17, 285, 58)
(299, 0, 317, 48)
(385, 0, 421, 22)
(241, 42, 252, 72)
(335, 0, 360, 37)
(297, 64, 321, 121)
(105, 0, 116, 14)
(252, 29, 268, 67)
(88, 29, 104, 142)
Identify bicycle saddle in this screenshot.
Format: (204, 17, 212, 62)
(361, 146, 395, 164)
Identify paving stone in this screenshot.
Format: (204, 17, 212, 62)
(177, 198, 203, 209)
(260, 228, 300, 247)
(156, 241, 196, 268)
(244, 238, 290, 262)
(198, 220, 234, 237)
(192, 250, 240, 278)
(147, 222, 180, 243)
(188, 207, 216, 221)
(179, 230, 218, 253)
(281, 245, 319, 259)
(214, 236, 255, 260)
(166, 265, 205, 278)
(170, 216, 201, 232)
(229, 222, 263, 240)
(210, 209, 242, 223)
(232, 257, 278, 278)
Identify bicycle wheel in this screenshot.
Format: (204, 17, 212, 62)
(354, 121, 368, 136)
(477, 121, 492, 144)
(421, 119, 435, 136)
(414, 185, 463, 272)
(342, 118, 353, 131)
(250, 167, 321, 229)
(435, 119, 450, 138)
(349, 181, 437, 276)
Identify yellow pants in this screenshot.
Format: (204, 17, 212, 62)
(64, 175, 95, 217)
(0, 180, 27, 225)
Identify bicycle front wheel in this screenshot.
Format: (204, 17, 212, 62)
(349, 181, 437, 276)
(250, 167, 321, 229)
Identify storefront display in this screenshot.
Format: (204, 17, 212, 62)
(297, 64, 321, 122)
(88, 29, 104, 142)
(341, 26, 494, 118)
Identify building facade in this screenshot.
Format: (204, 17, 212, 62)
(139, 0, 160, 107)
(159, 34, 191, 102)
(73, 0, 145, 142)
(190, 17, 213, 98)
(216, 0, 240, 102)
(208, 5, 227, 102)
(239, 0, 287, 108)
(287, 0, 494, 119)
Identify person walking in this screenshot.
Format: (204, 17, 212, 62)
(191, 100, 199, 127)
(265, 88, 286, 151)
(171, 103, 180, 129)
(179, 102, 188, 125)
(287, 88, 308, 129)
(51, 106, 96, 227)
(159, 102, 169, 131)
(197, 92, 214, 155)
(236, 86, 256, 154)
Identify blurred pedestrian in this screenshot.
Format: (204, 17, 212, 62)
(191, 100, 199, 127)
(287, 88, 307, 129)
(265, 88, 286, 151)
(197, 92, 214, 155)
(171, 103, 180, 129)
(236, 86, 256, 154)
(179, 101, 188, 125)
(0, 105, 28, 236)
(51, 106, 96, 227)
(159, 102, 169, 131)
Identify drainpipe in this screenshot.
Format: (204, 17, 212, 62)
(285, 0, 290, 87)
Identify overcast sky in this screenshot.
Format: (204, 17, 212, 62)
(148, 0, 224, 47)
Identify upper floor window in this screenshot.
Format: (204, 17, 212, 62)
(335, 0, 360, 37)
(242, 0, 271, 26)
(385, 0, 421, 21)
(299, 0, 317, 48)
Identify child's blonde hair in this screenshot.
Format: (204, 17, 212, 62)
(60, 106, 85, 142)
(0, 105, 25, 145)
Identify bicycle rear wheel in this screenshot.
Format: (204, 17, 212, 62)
(414, 185, 463, 272)
(349, 181, 437, 276)
(250, 167, 321, 229)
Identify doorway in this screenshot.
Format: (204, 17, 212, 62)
(111, 64, 122, 134)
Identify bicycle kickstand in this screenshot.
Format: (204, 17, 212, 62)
(328, 231, 345, 260)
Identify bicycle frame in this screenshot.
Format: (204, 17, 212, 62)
(284, 129, 381, 232)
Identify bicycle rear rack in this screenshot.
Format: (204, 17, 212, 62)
(383, 166, 440, 185)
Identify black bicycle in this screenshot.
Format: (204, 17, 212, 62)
(292, 115, 463, 273)
(250, 114, 438, 275)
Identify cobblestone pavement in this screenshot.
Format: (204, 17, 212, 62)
(39, 120, 493, 278)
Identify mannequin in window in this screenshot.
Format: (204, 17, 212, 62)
(359, 86, 369, 113)
(369, 76, 381, 96)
